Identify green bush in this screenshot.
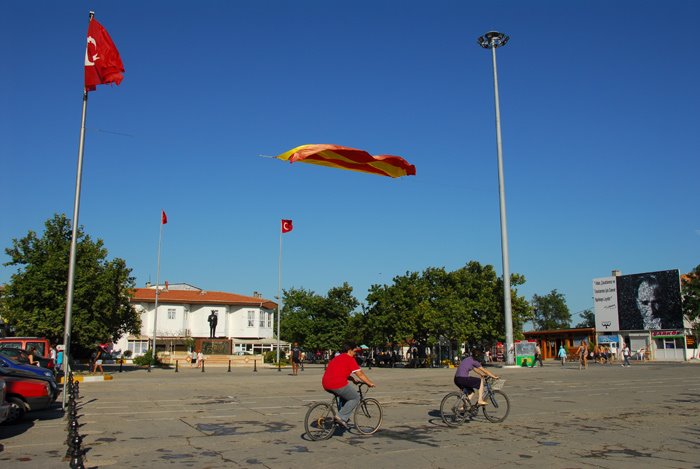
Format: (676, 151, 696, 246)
(264, 350, 288, 364)
(133, 349, 160, 366)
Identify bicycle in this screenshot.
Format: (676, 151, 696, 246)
(440, 376, 510, 426)
(304, 383, 383, 440)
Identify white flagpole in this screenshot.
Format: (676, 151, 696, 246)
(150, 214, 164, 371)
(276, 224, 282, 371)
(61, 11, 94, 409)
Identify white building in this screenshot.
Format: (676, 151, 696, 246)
(115, 283, 280, 357)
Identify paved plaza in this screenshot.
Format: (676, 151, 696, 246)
(1, 360, 699, 468)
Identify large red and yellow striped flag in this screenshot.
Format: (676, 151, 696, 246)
(275, 144, 416, 178)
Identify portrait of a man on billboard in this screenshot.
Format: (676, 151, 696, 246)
(616, 269, 682, 330)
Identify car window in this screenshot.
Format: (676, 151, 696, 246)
(28, 342, 47, 355)
(0, 342, 21, 349)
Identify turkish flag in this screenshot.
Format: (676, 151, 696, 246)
(161, 210, 168, 225)
(84, 19, 125, 91)
(281, 219, 293, 233)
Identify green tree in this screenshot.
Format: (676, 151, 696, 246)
(531, 289, 572, 331)
(280, 282, 359, 352)
(364, 261, 530, 350)
(2, 214, 141, 356)
(682, 265, 700, 322)
(575, 308, 595, 328)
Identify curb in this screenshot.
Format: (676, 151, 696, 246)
(59, 374, 113, 383)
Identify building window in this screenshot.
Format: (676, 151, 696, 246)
(248, 310, 255, 327)
(267, 312, 272, 328)
(128, 340, 150, 356)
(259, 311, 265, 327)
(167, 308, 176, 320)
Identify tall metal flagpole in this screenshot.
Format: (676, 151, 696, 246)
(276, 227, 282, 371)
(150, 216, 164, 370)
(478, 31, 515, 366)
(61, 11, 94, 409)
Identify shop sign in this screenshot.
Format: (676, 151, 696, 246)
(651, 330, 684, 338)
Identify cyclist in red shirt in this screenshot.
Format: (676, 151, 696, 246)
(322, 343, 376, 428)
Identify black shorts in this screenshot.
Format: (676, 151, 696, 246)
(454, 376, 481, 392)
(293, 357, 301, 364)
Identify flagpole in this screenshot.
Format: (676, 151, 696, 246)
(276, 227, 282, 371)
(61, 11, 94, 410)
(150, 216, 164, 370)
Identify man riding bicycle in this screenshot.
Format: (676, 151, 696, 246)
(454, 350, 499, 406)
(322, 342, 376, 428)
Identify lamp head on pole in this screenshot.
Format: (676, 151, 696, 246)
(478, 31, 509, 49)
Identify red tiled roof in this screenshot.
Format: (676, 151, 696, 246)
(130, 288, 277, 310)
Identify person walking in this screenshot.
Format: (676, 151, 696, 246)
(92, 346, 104, 374)
(291, 342, 302, 376)
(622, 344, 631, 367)
(557, 344, 567, 366)
(532, 344, 543, 367)
(197, 350, 204, 368)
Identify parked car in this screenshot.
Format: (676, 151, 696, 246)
(0, 379, 11, 424)
(0, 366, 53, 424)
(0, 337, 51, 357)
(0, 346, 55, 370)
(0, 355, 58, 400)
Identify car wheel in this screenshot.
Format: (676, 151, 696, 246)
(4, 397, 26, 424)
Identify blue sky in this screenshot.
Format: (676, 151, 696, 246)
(2, 1, 698, 325)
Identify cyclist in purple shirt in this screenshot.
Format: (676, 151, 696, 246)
(454, 352, 499, 406)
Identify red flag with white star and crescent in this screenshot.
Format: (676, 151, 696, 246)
(84, 18, 125, 91)
(281, 219, 293, 233)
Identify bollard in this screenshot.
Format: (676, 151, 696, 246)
(228, 360, 231, 373)
(201, 360, 205, 372)
(278, 361, 281, 372)
(253, 359, 257, 372)
(119, 358, 123, 373)
(175, 360, 179, 373)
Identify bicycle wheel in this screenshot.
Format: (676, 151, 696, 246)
(304, 402, 336, 440)
(440, 392, 467, 427)
(482, 390, 510, 423)
(354, 398, 383, 435)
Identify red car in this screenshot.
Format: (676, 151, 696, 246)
(0, 367, 53, 424)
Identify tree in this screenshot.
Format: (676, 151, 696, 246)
(280, 282, 359, 352)
(682, 265, 700, 322)
(364, 261, 531, 350)
(531, 289, 571, 331)
(2, 214, 141, 356)
(575, 308, 595, 328)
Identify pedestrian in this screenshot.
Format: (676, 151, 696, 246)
(197, 350, 204, 368)
(532, 344, 543, 367)
(576, 340, 588, 370)
(49, 344, 57, 363)
(56, 345, 64, 373)
(291, 342, 302, 376)
(622, 344, 631, 367)
(92, 346, 104, 374)
(557, 344, 567, 366)
(28, 346, 40, 366)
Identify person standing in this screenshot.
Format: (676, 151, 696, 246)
(576, 340, 588, 370)
(56, 345, 64, 373)
(197, 350, 204, 368)
(557, 345, 567, 366)
(291, 342, 302, 376)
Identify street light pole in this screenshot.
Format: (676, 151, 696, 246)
(478, 31, 514, 366)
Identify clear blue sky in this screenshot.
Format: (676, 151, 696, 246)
(2, 1, 698, 324)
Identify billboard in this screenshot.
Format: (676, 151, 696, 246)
(616, 269, 683, 330)
(592, 277, 619, 331)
